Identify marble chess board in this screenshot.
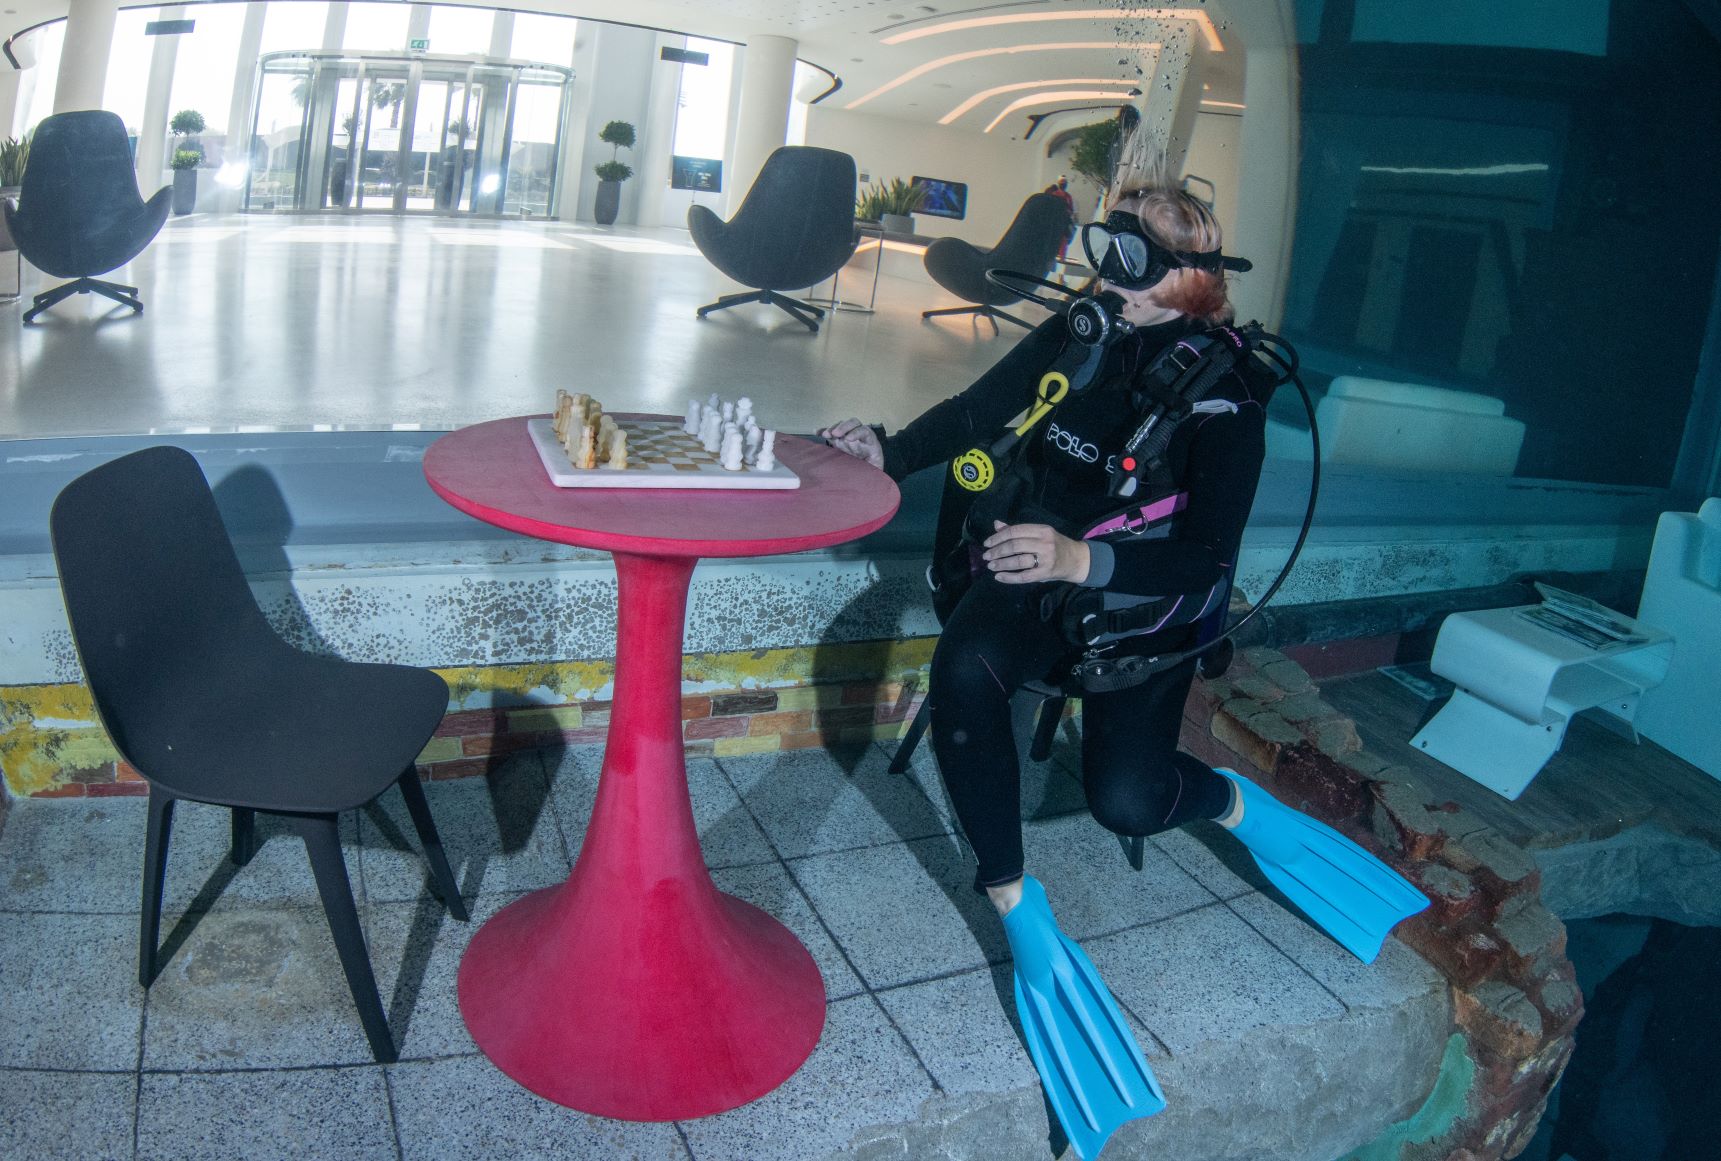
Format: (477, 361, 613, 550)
(527, 417, 801, 489)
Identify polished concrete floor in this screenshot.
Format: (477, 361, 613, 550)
(0, 215, 1039, 440)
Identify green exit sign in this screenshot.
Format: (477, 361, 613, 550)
(408, 38, 429, 51)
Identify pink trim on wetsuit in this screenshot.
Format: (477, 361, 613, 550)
(1083, 491, 1188, 539)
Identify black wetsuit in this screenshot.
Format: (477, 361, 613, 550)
(882, 315, 1270, 887)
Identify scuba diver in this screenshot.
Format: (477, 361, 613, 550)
(821, 182, 1429, 1160)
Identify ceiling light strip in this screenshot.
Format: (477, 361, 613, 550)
(983, 91, 1139, 134)
(845, 41, 1153, 111)
(941, 77, 1137, 124)
(882, 8, 1223, 52)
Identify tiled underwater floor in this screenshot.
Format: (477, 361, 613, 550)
(0, 739, 1443, 1161)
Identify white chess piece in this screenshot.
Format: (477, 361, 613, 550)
(684, 399, 703, 436)
(700, 410, 723, 453)
(707, 393, 721, 417)
(737, 396, 753, 422)
(743, 425, 762, 466)
(720, 428, 745, 471)
(721, 401, 735, 425)
(756, 429, 778, 472)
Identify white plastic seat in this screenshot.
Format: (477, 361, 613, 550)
(1411, 605, 1672, 800)
(1633, 498, 1721, 778)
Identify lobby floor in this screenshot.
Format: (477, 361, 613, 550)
(0, 736, 1445, 1161)
(0, 214, 1034, 440)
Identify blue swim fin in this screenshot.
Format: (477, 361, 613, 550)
(1003, 876, 1166, 1161)
(1216, 769, 1430, 963)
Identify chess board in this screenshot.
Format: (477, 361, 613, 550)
(527, 417, 801, 490)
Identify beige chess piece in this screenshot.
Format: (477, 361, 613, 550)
(608, 429, 629, 470)
(577, 423, 597, 470)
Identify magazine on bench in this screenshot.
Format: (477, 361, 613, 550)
(1520, 583, 1650, 649)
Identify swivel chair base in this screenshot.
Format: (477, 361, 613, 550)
(696, 288, 826, 334)
(922, 303, 1032, 335)
(24, 275, 143, 323)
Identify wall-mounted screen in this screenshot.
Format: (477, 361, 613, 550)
(911, 175, 968, 220)
(672, 156, 722, 192)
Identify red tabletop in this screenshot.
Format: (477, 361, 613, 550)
(422, 414, 899, 557)
(422, 416, 899, 1121)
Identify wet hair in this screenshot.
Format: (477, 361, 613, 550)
(1112, 186, 1232, 325)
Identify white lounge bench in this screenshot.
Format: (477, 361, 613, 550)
(1411, 604, 1672, 800)
(1635, 498, 1721, 779)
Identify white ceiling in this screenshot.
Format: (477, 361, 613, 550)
(5, 0, 1251, 139)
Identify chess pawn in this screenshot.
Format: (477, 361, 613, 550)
(577, 423, 597, 470)
(720, 428, 745, 471)
(721, 401, 735, 425)
(744, 424, 762, 467)
(608, 430, 629, 470)
(737, 395, 753, 422)
(684, 398, 702, 436)
(756, 429, 778, 472)
(707, 392, 721, 416)
(700, 410, 723, 453)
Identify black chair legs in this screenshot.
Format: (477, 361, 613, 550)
(921, 304, 1033, 334)
(230, 808, 256, 867)
(889, 696, 933, 775)
(1118, 833, 1146, 872)
(1028, 696, 1066, 763)
(23, 276, 144, 323)
(696, 288, 824, 333)
(395, 769, 469, 922)
(140, 787, 176, 987)
(291, 813, 396, 1064)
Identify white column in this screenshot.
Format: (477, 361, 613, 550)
(1121, 23, 1206, 192)
(1227, 0, 1299, 330)
(53, 0, 121, 113)
(488, 11, 514, 60)
(322, 3, 349, 51)
(724, 34, 795, 217)
(556, 26, 600, 220)
(406, 5, 431, 51)
(634, 32, 682, 228)
(216, 2, 267, 211)
(134, 7, 185, 193)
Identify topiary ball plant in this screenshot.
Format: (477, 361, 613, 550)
(170, 150, 202, 171)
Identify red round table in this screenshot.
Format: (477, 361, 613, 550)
(422, 415, 899, 1120)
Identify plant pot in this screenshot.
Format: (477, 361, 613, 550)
(881, 212, 914, 235)
(172, 169, 197, 216)
(594, 179, 622, 226)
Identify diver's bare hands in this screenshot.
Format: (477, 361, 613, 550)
(983, 521, 1091, 585)
(818, 418, 884, 470)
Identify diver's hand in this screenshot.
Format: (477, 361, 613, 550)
(818, 418, 884, 469)
(983, 521, 1091, 585)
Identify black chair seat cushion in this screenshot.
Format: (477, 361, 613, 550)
(114, 650, 449, 814)
(4, 110, 171, 279)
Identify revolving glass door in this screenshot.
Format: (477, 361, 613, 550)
(247, 52, 572, 217)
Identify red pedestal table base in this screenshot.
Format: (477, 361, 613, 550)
(456, 553, 825, 1119)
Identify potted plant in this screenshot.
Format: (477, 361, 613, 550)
(170, 150, 202, 215)
(169, 109, 205, 215)
(855, 177, 926, 235)
(592, 120, 635, 226)
(0, 132, 29, 199)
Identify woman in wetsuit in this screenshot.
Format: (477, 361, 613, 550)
(821, 183, 1427, 1157)
(822, 185, 1266, 915)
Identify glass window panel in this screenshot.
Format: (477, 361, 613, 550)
(165, 2, 248, 141)
(510, 12, 576, 66)
(11, 20, 65, 136)
(426, 5, 496, 57)
(260, 1, 329, 54)
(502, 79, 563, 216)
(671, 39, 734, 161)
(102, 7, 159, 135)
(1283, 0, 1721, 487)
(343, 1, 409, 52)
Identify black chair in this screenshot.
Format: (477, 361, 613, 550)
(689, 145, 859, 334)
(4, 110, 171, 323)
(49, 446, 466, 1064)
(922, 192, 1073, 334)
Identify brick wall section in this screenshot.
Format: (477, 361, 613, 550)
(1184, 647, 1579, 1161)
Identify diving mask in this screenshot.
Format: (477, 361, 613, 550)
(1080, 211, 1252, 290)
